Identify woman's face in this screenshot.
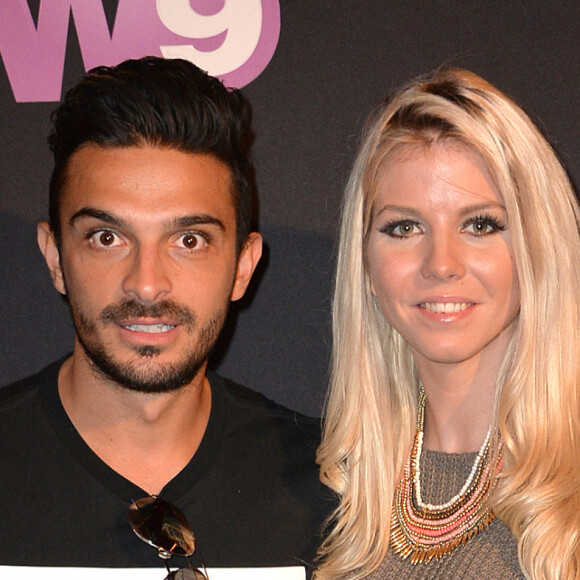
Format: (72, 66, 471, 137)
(366, 143, 520, 373)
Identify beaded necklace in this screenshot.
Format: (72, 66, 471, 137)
(390, 388, 502, 564)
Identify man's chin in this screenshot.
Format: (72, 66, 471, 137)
(82, 346, 204, 394)
(132, 345, 163, 359)
(98, 361, 203, 394)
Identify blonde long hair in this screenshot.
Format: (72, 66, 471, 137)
(316, 68, 580, 579)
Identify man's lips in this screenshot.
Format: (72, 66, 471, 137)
(121, 323, 176, 334)
(116, 319, 180, 346)
(100, 300, 196, 329)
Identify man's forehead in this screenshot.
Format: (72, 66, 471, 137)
(61, 144, 236, 221)
(66, 143, 232, 181)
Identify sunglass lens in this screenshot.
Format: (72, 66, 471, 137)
(165, 569, 208, 580)
(128, 496, 196, 557)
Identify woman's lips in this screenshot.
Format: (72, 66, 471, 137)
(420, 301, 473, 314)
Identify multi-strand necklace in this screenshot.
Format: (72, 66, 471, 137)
(390, 388, 502, 564)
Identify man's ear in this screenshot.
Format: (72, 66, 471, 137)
(231, 232, 263, 302)
(37, 221, 66, 295)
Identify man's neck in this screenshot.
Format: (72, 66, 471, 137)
(57, 352, 212, 495)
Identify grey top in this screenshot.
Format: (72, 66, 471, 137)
(366, 450, 525, 579)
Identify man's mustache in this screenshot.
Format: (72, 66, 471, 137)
(99, 300, 196, 327)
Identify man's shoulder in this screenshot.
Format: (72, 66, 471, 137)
(208, 369, 320, 422)
(0, 359, 61, 409)
(207, 370, 322, 444)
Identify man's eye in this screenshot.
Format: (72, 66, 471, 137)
(89, 230, 121, 247)
(179, 233, 208, 250)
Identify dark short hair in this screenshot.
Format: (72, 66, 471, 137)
(48, 56, 254, 253)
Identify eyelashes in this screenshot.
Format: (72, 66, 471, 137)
(378, 213, 507, 239)
(379, 219, 421, 238)
(462, 213, 507, 236)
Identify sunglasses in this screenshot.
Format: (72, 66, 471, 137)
(128, 495, 208, 580)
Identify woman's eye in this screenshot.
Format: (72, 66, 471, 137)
(179, 233, 208, 250)
(381, 220, 421, 238)
(463, 216, 505, 237)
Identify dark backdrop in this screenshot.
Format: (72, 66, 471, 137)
(1, 1, 579, 416)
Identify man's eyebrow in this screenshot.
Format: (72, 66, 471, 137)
(68, 209, 226, 231)
(172, 215, 226, 231)
(69, 207, 123, 227)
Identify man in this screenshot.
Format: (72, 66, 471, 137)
(0, 57, 330, 579)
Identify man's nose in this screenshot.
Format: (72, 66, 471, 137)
(121, 245, 172, 303)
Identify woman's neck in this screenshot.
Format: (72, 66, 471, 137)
(415, 356, 498, 453)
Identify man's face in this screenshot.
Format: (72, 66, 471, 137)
(38, 144, 261, 393)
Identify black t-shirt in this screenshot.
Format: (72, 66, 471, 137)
(0, 360, 333, 578)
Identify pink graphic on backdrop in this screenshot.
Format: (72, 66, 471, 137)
(0, 0, 280, 102)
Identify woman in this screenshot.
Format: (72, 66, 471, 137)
(316, 68, 580, 579)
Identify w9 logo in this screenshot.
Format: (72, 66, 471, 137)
(0, 0, 280, 102)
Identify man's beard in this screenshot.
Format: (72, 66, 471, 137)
(69, 298, 226, 394)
